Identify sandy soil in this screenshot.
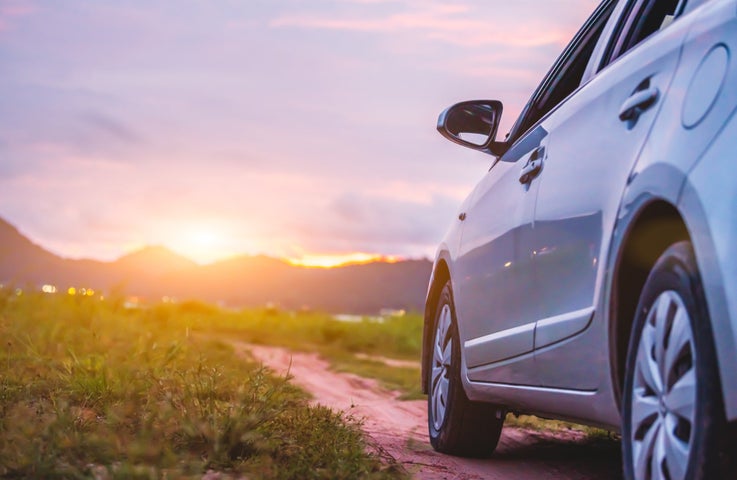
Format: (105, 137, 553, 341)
(232, 342, 623, 479)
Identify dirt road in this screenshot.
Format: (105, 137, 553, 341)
(233, 342, 622, 479)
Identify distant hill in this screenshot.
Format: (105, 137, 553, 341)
(115, 245, 198, 272)
(0, 217, 432, 314)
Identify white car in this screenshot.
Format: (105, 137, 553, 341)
(422, 0, 737, 478)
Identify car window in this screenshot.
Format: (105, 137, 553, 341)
(506, 0, 617, 145)
(601, 0, 689, 67)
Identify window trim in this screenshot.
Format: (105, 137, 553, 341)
(599, 0, 689, 69)
(504, 0, 618, 147)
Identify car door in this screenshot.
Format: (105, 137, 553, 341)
(453, 0, 618, 385)
(530, 0, 694, 389)
(454, 128, 547, 385)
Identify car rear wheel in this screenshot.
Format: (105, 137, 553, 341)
(428, 281, 504, 458)
(622, 241, 732, 479)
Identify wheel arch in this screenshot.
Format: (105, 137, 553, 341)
(609, 199, 689, 409)
(421, 257, 451, 394)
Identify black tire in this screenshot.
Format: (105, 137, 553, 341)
(622, 241, 733, 479)
(427, 281, 504, 458)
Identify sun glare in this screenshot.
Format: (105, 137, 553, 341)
(286, 252, 402, 268)
(167, 223, 236, 265)
(144, 221, 406, 267)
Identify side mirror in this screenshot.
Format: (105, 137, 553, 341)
(437, 100, 504, 155)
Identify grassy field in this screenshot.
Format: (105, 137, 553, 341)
(0, 291, 404, 479)
(129, 300, 610, 437)
(179, 302, 425, 400)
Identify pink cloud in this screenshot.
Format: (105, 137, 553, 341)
(270, 3, 580, 48)
(0, 0, 36, 32)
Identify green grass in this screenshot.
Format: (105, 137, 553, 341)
(321, 350, 423, 400)
(149, 301, 609, 438)
(505, 414, 615, 439)
(179, 303, 424, 361)
(0, 291, 404, 479)
(178, 301, 426, 400)
(184, 302, 611, 439)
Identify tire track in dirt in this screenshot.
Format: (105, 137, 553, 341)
(231, 342, 622, 479)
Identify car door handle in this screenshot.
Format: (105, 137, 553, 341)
(519, 159, 543, 184)
(619, 87, 659, 122)
(519, 147, 544, 184)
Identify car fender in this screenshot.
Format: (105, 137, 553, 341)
(604, 161, 688, 407)
(421, 238, 462, 393)
(680, 107, 737, 421)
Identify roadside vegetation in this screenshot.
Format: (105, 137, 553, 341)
(125, 299, 611, 438)
(156, 300, 612, 438)
(181, 303, 425, 399)
(0, 291, 403, 479)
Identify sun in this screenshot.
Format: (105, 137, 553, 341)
(188, 228, 219, 248)
(167, 223, 234, 265)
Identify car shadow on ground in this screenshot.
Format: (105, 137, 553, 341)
(492, 431, 623, 479)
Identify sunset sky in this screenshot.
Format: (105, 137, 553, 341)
(1, 0, 598, 266)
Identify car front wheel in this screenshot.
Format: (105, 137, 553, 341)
(622, 241, 732, 479)
(428, 280, 504, 458)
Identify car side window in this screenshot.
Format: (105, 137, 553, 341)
(507, 0, 617, 145)
(601, 0, 688, 67)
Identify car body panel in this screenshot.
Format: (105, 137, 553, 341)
(454, 131, 547, 382)
(607, 162, 689, 407)
(632, 0, 737, 179)
(682, 108, 737, 420)
(531, 307, 594, 350)
(530, 3, 690, 390)
(464, 369, 621, 430)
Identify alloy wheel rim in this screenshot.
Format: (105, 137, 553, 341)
(430, 303, 453, 431)
(630, 291, 696, 480)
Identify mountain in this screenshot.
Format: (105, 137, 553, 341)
(114, 245, 197, 273)
(0, 218, 66, 285)
(0, 218, 432, 314)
